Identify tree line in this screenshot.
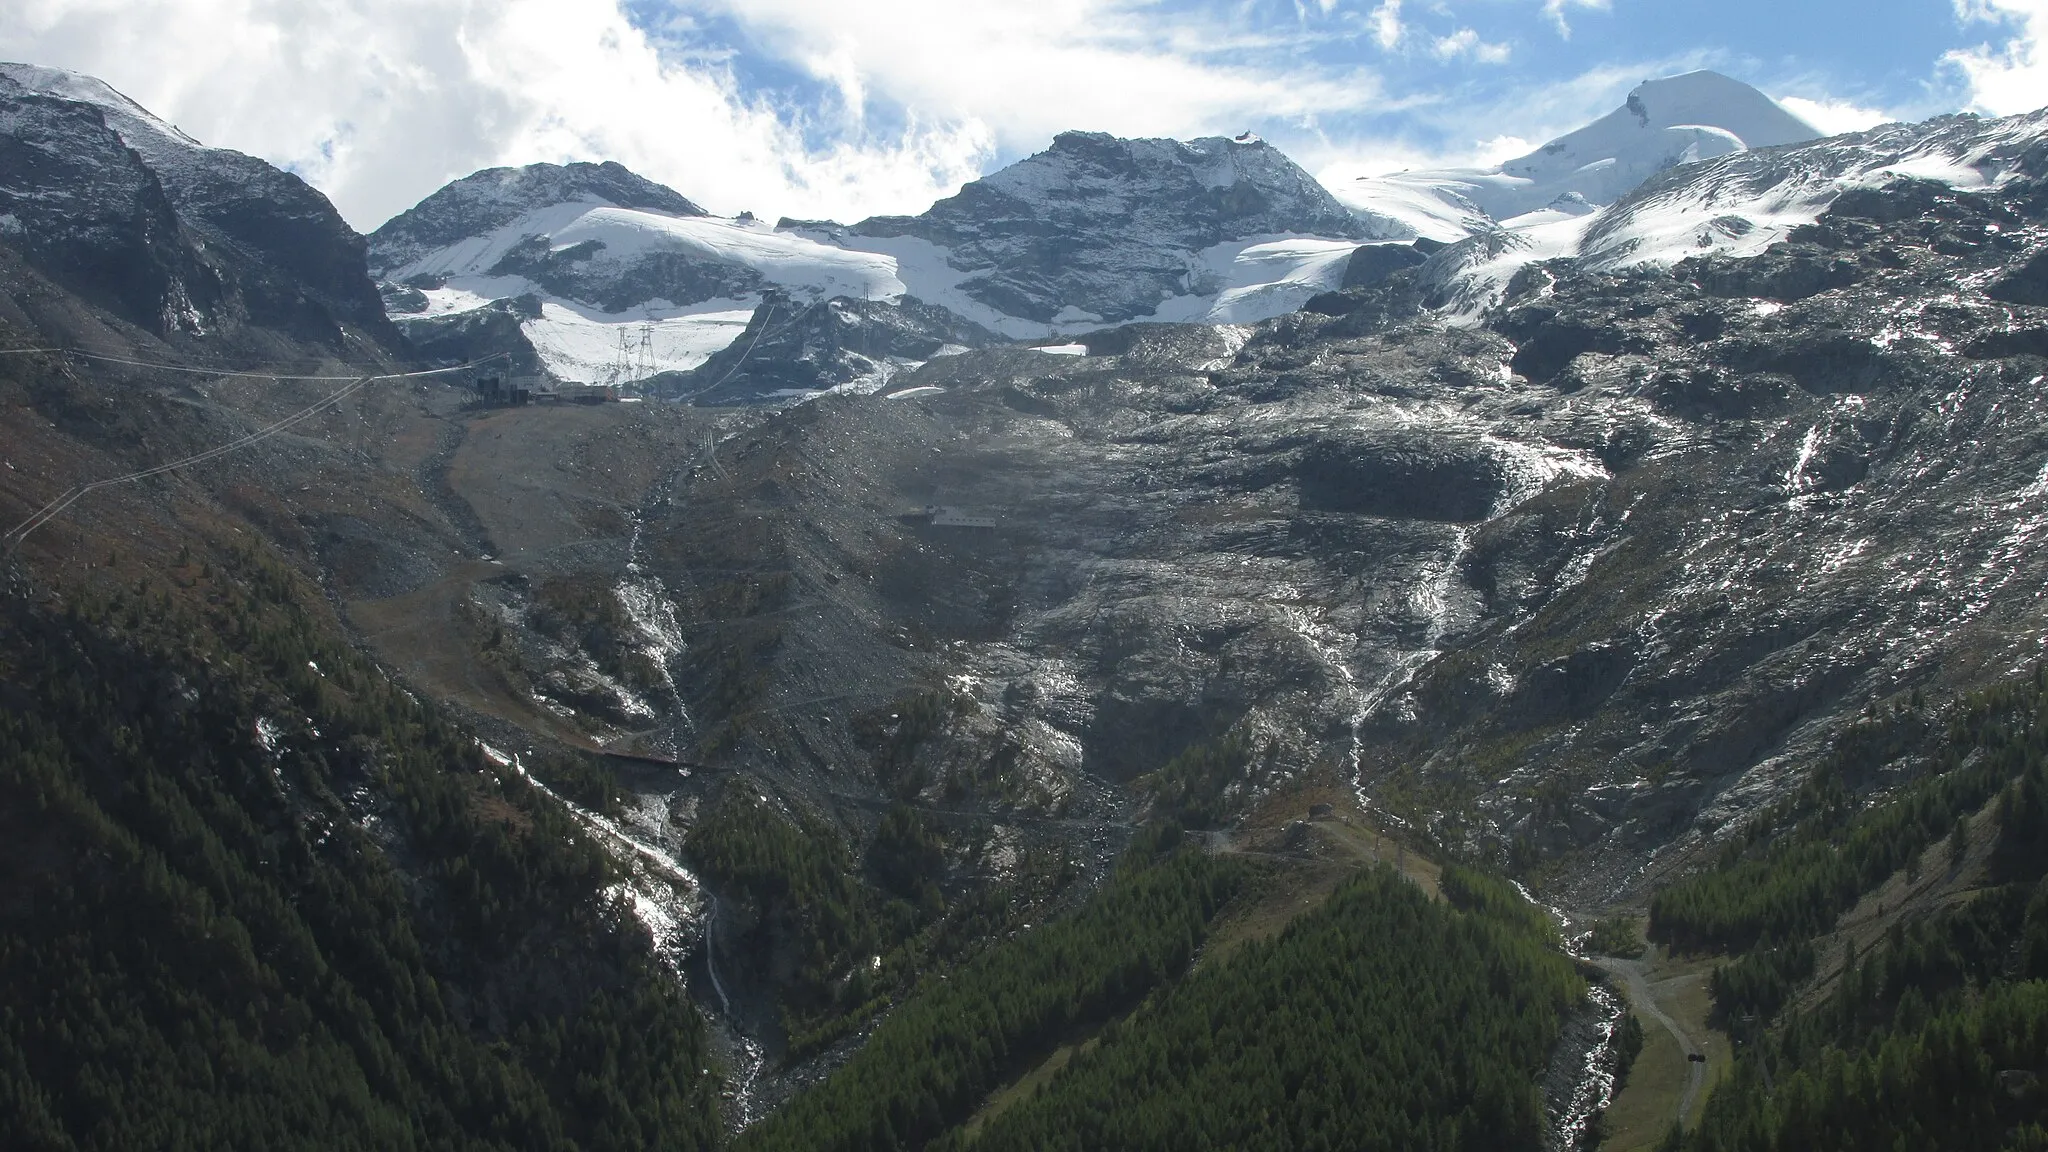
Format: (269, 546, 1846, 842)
(1649, 679, 2047, 956)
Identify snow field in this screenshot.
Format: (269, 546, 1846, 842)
(521, 298, 759, 384)
(394, 204, 1391, 378)
(1141, 235, 1363, 325)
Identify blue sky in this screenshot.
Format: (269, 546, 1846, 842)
(2, 0, 2043, 228)
(645, 0, 1979, 157)
(601, 0, 2038, 208)
(638, 0, 2008, 168)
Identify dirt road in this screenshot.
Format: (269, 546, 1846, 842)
(1589, 954, 1707, 1129)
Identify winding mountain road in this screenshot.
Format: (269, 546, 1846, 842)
(1588, 955, 1707, 1130)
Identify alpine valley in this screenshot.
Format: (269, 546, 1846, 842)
(6, 53, 2048, 1152)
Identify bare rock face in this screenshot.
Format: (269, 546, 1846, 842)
(618, 147, 2048, 913)
(0, 63, 396, 350)
(1341, 242, 1429, 289)
(1294, 432, 1514, 523)
(397, 295, 550, 377)
(678, 292, 1001, 405)
(1990, 246, 2048, 306)
(0, 84, 213, 333)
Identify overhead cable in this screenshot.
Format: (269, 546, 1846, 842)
(3, 360, 482, 554)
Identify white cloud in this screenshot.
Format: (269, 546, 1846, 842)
(1472, 133, 1536, 165)
(692, 1, 1389, 148)
(0, 0, 1392, 230)
(1430, 28, 1472, 59)
(0, 0, 1913, 246)
(1775, 94, 1891, 135)
(1431, 28, 1511, 64)
(1541, 0, 1610, 39)
(1370, 0, 1404, 49)
(0, 0, 994, 230)
(1946, 0, 2048, 116)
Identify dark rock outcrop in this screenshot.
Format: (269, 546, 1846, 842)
(396, 295, 548, 376)
(0, 87, 218, 333)
(1342, 241, 1429, 289)
(1296, 432, 1510, 522)
(0, 63, 397, 350)
(678, 292, 999, 404)
(1990, 246, 2048, 306)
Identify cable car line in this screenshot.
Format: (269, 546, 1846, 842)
(3, 358, 491, 554)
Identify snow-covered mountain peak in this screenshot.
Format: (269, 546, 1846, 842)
(974, 130, 1376, 226)
(368, 161, 707, 275)
(1339, 70, 1822, 237)
(1495, 70, 1818, 187)
(1415, 103, 2048, 319)
(376, 134, 1409, 394)
(874, 129, 1390, 247)
(839, 129, 1403, 328)
(0, 62, 201, 153)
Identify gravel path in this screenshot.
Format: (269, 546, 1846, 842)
(1588, 955, 1706, 1129)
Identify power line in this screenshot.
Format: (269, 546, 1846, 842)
(66, 347, 510, 379)
(1, 343, 512, 379)
(675, 302, 807, 481)
(682, 299, 827, 404)
(3, 360, 483, 555)
(60, 349, 383, 380)
(684, 303, 779, 402)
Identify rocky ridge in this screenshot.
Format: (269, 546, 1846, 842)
(676, 292, 1000, 405)
(368, 160, 708, 274)
(1418, 101, 2048, 317)
(365, 130, 1411, 398)
(1337, 70, 1823, 241)
(0, 63, 396, 353)
(362, 73, 1854, 402)
(848, 131, 1401, 326)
